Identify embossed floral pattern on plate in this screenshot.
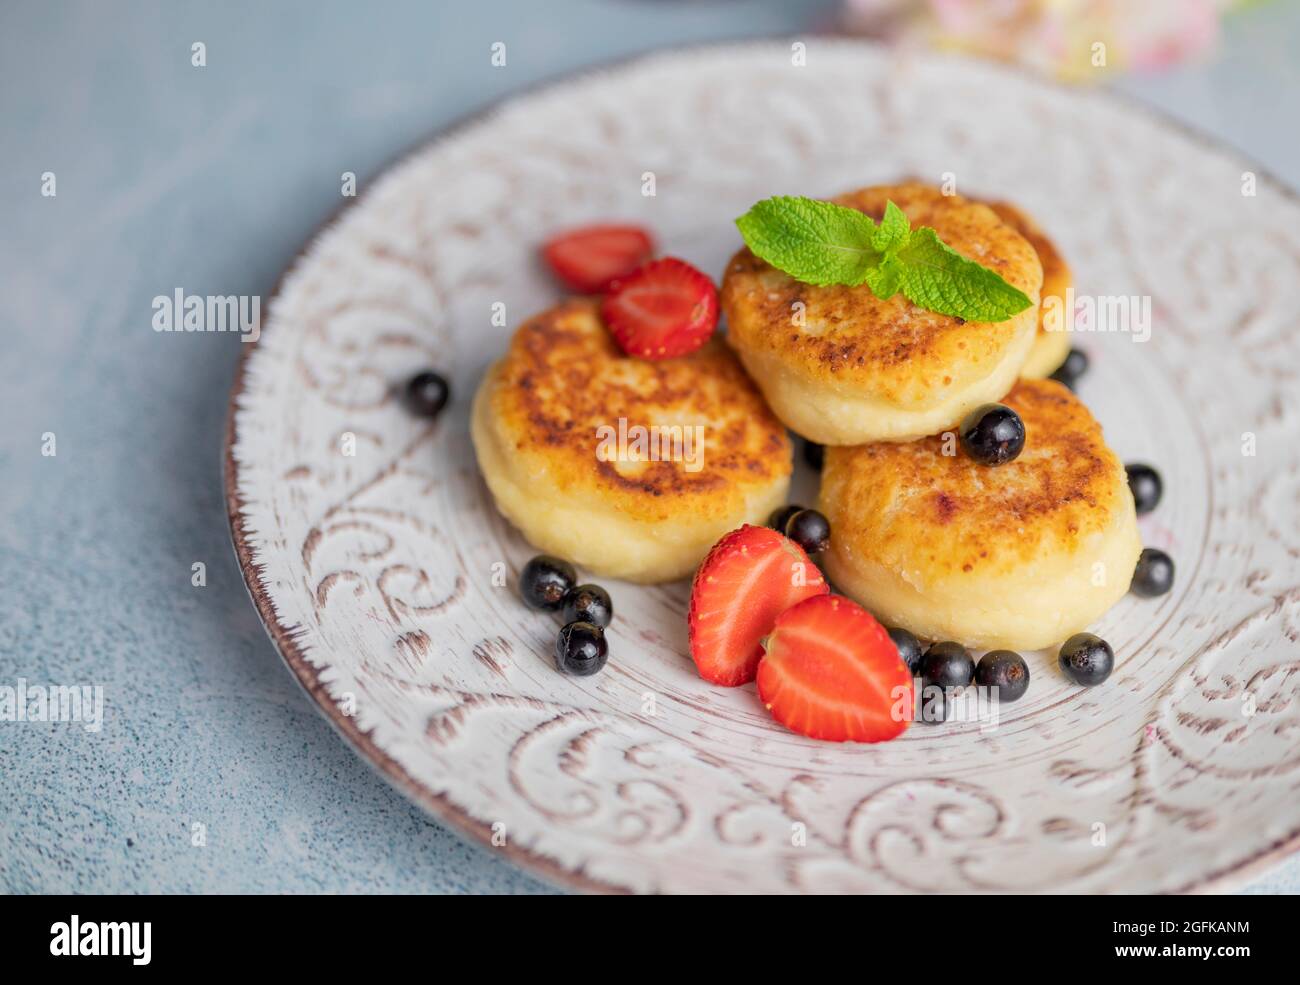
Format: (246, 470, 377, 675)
(226, 42, 1300, 893)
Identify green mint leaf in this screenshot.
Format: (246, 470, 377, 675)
(736, 195, 1034, 322)
(735, 196, 881, 287)
(863, 259, 903, 300)
(895, 228, 1033, 321)
(872, 200, 911, 256)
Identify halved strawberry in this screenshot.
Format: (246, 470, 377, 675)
(757, 594, 913, 743)
(688, 525, 828, 686)
(541, 224, 654, 294)
(601, 257, 719, 360)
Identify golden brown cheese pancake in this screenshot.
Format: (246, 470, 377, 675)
(985, 201, 1073, 378)
(819, 378, 1140, 650)
(471, 298, 792, 583)
(721, 182, 1042, 445)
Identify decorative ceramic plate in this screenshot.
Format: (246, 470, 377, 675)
(225, 41, 1300, 893)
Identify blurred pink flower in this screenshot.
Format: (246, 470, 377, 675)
(841, 0, 1236, 80)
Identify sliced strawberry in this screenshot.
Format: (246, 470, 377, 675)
(688, 525, 828, 686)
(601, 257, 719, 360)
(757, 594, 913, 743)
(541, 224, 654, 294)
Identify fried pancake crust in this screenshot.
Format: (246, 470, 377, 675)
(819, 378, 1140, 649)
(472, 298, 792, 582)
(722, 182, 1042, 443)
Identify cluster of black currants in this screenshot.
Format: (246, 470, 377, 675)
(1125, 463, 1175, 598)
(519, 556, 613, 676)
(890, 625, 1122, 718)
(888, 630, 1031, 723)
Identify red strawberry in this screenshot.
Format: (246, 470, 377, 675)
(541, 224, 654, 294)
(757, 594, 913, 743)
(688, 525, 828, 686)
(601, 257, 719, 360)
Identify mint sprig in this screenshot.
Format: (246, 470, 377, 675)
(735, 196, 1033, 323)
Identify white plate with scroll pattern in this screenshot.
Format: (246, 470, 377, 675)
(225, 41, 1300, 893)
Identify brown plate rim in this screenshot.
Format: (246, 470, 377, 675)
(223, 36, 1300, 895)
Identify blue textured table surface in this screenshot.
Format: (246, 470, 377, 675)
(2, 0, 1297, 894)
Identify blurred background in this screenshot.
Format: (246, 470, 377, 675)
(1, 0, 1297, 894)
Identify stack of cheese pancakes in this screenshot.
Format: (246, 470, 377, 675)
(474, 182, 1138, 652)
(724, 183, 1138, 651)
